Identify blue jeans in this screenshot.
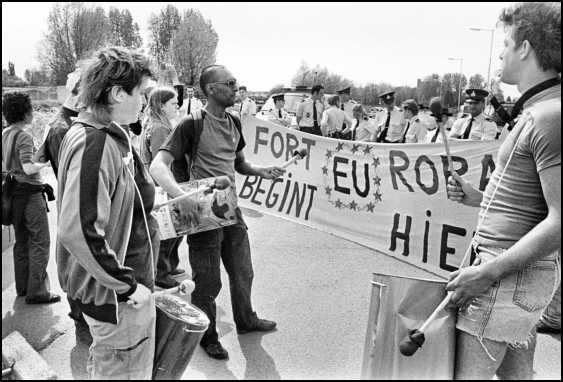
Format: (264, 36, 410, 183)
(455, 246, 560, 379)
(187, 221, 258, 346)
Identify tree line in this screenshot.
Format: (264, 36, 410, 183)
(3, 3, 217, 91)
(274, 61, 504, 107)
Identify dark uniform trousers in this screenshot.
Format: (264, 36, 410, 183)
(187, 215, 258, 346)
(11, 183, 51, 298)
(156, 237, 182, 281)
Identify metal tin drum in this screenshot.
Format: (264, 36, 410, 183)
(153, 294, 209, 379)
(361, 272, 456, 380)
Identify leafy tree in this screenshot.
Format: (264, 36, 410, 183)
(148, 5, 181, 67)
(468, 73, 485, 89)
(417, 74, 441, 105)
(39, 3, 109, 85)
(290, 61, 352, 93)
(108, 7, 142, 48)
(440, 73, 468, 108)
(170, 9, 218, 87)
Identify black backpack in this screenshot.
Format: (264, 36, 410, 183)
(2, 128, 23, 225)
(173, 109, 243, 182)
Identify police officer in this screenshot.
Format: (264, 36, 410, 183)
(401, 99, 427, 143)
(238, 85, 256, 121)
(449, 88, 497, 140)
(375, 91, 406, 143)
(336, 86, 358, 139)
(296, 84, 325, 136)
(265, 93, 291, 127)
(179, 86, 204, 116)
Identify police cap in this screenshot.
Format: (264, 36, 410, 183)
(464, 88, 489, 102)
(337, 86, 351, 95)
(272, 93, 285, 102)
(379, 91, 395, 103)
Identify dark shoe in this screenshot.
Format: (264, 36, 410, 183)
(201, 342, 229, 360)
(536, 322, 561, 335)
(237, 318, 277, 334)
(155, 275, 180, 289)
(25, 293, 61, 305)
(170, 268, 186, 276)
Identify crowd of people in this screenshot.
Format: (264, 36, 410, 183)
(1, 2, 560, 380)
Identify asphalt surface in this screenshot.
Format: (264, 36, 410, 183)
(2, 169, 561, 380)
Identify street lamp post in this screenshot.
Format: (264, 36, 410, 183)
(448, 57, 464, 113)
(470, 27, 495, 87)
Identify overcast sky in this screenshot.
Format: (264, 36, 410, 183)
(2, 2, 520, 97)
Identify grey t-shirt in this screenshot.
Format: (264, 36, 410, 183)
(2, 126, 43, 185)
(475, 85, 561, 251)
(160, 110, 245, 185)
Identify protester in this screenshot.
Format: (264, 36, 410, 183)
(446, 3, 561, 379)
(140, 86, 185, 289)
(296, 84, 325, 136)
(400, 99, 427, 143)
(150, 64, 285, 361)
(264, 93, 291, 127)
(56, 46, 159, 379)
(2, 92, 59, 305)
(352, 104, 378, 142)
(320, 95, 354, 138)
(179, 86, 204, 117)
(375, 91, 406, 142)
(449, 89, 498, 140)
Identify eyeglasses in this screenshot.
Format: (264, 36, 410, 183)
(210, 79, 238, 88)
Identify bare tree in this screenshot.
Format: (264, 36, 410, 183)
(108, 7, 142, 48)
(38, 3, 109, 85)
(148, 5, 181, 67)
(170, 9, 218, 87)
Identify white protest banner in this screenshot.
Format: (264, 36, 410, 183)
(235, 117, 501, 279)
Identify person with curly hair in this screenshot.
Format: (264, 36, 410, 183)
(2, 91, 60, 304)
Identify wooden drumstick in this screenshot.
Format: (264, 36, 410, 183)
(280, 148, 309, 169)
(153, 279, 195, 296)
(153, 176, 231, 210)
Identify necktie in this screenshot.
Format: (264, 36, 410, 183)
(341, 103, 346, 130)
(377, 112, 392, 142)
(187, 98, 191, 115)
(431, 128, 440, 142)
(240, 101, 243, 114)
(402, 121, 411, 143)
(313, 101, 318, 128)
(279, 109, 282, 118)
(462, 117, 474, 139)
(353, 119, 360, 141)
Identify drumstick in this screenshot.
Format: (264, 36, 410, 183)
(153, 176, 231, 210)
(429, 97, 455, 175)
(280, 148, 309, 169)
(153, 279, 195, 296)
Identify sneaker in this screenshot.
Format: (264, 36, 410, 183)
(155, 275, 180, 289)
(237, 318, 277, 334)
(170, 268, 186, 276)
(201, 342, 229, 360)
(25, 293, 61, 305)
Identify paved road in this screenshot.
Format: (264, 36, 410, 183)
(2, 170, 560, 379)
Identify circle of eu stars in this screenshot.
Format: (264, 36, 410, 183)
(321, 142, 383, 213)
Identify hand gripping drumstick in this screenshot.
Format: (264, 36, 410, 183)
(153, 176, 231, 210)
(280, 148, 309, 169)
(399, 245, 472, 357)
(153, 279, 195, 297)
